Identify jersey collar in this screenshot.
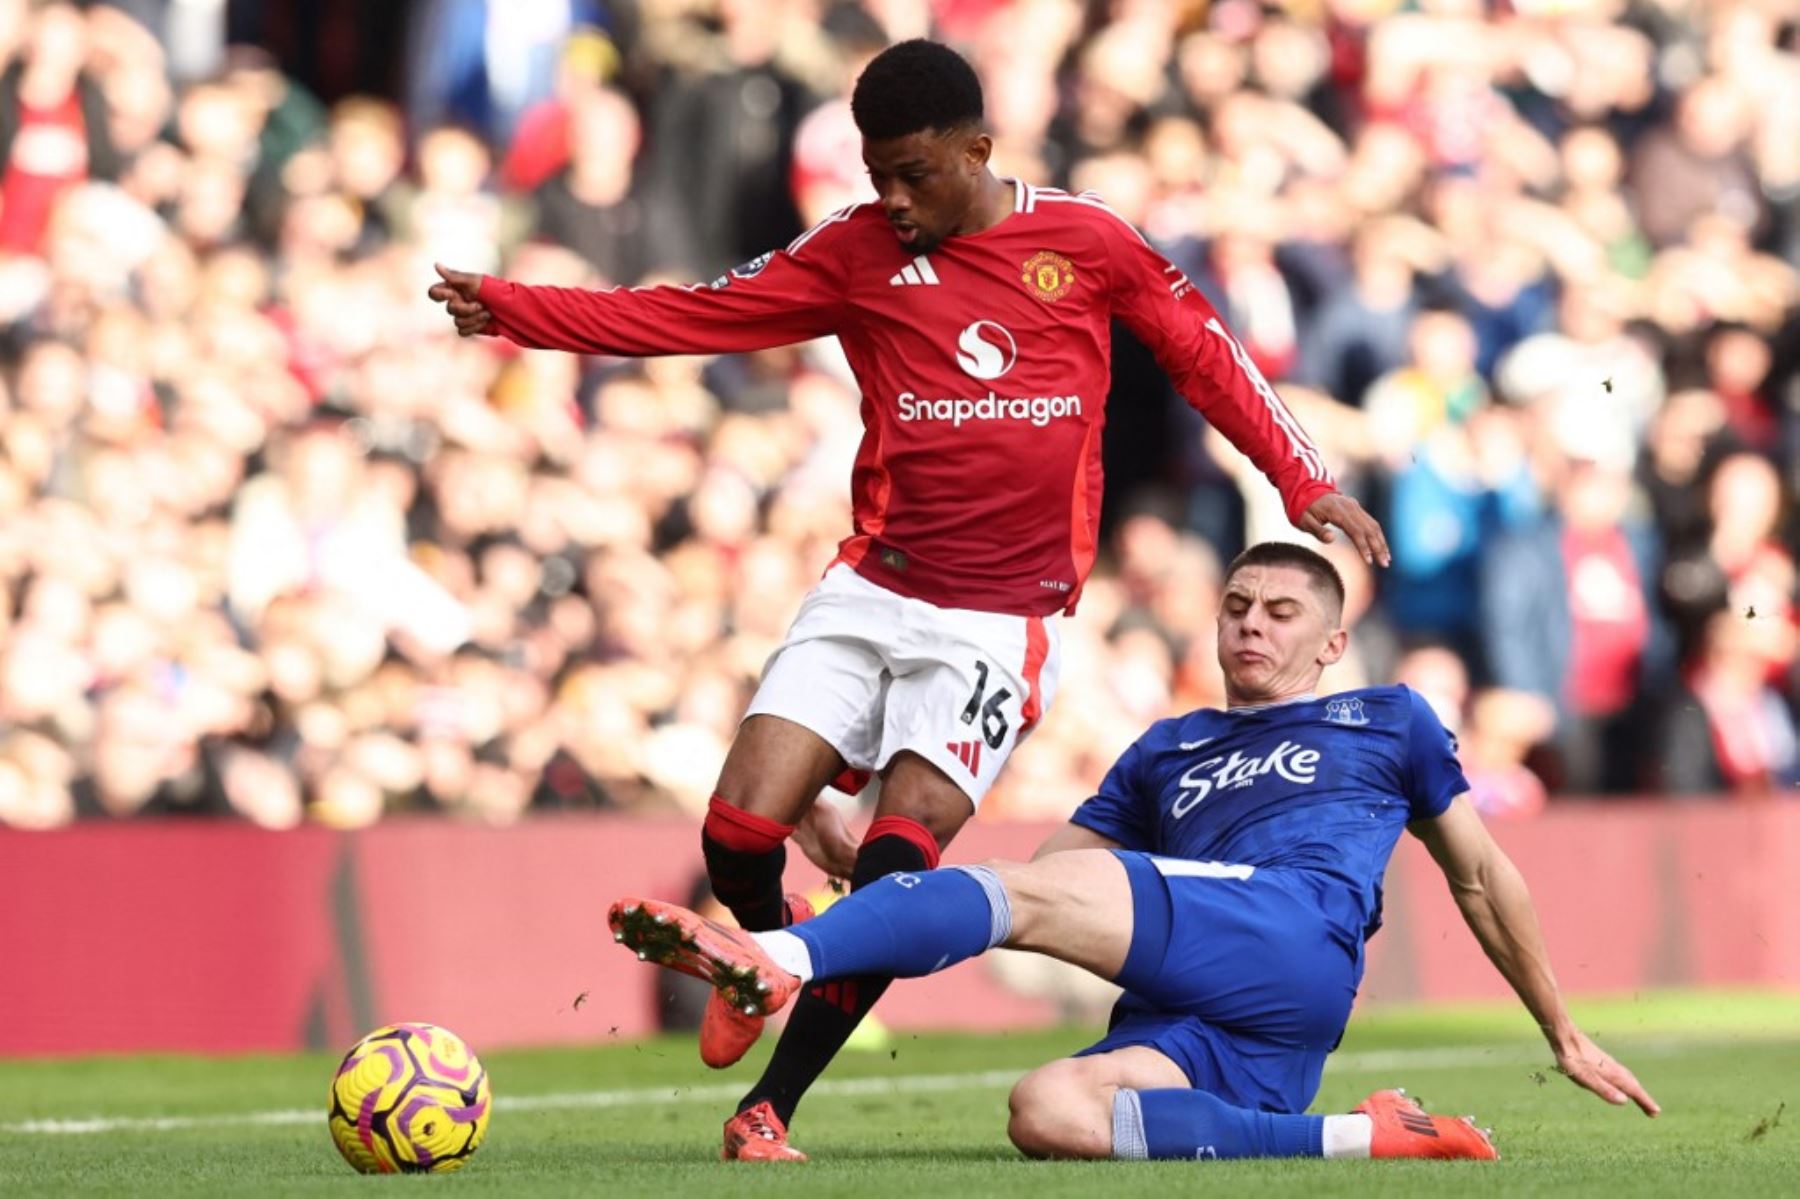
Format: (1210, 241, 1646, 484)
(1224, 693, 1318, 714)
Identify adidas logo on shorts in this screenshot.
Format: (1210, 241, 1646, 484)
(945, 740, 983, 774)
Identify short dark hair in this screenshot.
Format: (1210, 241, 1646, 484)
(1223, 542, 1346, 623)
(851, 39, 983, 141)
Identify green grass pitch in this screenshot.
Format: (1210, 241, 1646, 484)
(1, 990, 1794, 1196)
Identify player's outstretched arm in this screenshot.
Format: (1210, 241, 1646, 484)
(1409, 797, 1661, 1117)
(1103, 223, 1390, 566)
(429, 215, 853, 357)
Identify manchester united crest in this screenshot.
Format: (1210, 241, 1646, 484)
(1021, 250, 1075, 302)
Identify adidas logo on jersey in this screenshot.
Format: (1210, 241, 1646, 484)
(889, 255, 940, 286)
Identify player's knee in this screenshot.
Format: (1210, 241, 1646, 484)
(852, 814, 943, 888)
(878, 751, 975, 844)
(1007, 1062, 1114, 1160)
(978, 858, 1054, 947)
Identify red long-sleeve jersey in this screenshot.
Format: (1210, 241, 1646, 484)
(479, 180, 1335, 617)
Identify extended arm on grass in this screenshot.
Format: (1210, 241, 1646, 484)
(1410, 796, 1661, 1116)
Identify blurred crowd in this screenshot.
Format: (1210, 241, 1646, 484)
(0, 0, 1796, 832)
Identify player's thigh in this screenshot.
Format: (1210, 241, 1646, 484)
(714, 713, 854, 826)
(877, 611, 1060, 811)
(984, 850, 1135, 981)
(1008, 1047, 1188, 1160)
(1121, 859, 1357, 1045)
(726, 592, 897, 824)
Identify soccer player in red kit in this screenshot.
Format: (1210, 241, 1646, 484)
(430, 39, 1389, 1162)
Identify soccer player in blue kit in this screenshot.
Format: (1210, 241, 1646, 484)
(611, 541, 1660, 1162)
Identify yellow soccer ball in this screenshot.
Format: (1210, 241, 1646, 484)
(327, 1023, 491, 1173)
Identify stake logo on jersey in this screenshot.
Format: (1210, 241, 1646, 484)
(1070, 686, 1470, 946)
(1171, 739, 1321, 817)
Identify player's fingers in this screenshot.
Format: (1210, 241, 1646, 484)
(1338, 511, 1375, 563)
(1354, 510, 1392, 568)
(1608, 1063, 1660, 1116)
(436, 262, 485, 302)
(1298, 512, 1335, 543)
(1346, 509, 1391, 568)
(1584, 1058, 1641, 1101)
(1594, 1080, 1629, 1105)
(1566, 1064, 1622, 1105)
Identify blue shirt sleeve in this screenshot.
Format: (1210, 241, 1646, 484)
(1069, 733, 1157, 851)
(1403, 686, 1470, 821)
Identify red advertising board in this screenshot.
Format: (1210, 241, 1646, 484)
(2, 803, 1796, 1056)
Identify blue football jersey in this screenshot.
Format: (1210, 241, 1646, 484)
(1070, 685, 1468, 951)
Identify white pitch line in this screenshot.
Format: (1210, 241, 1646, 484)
(0, 1068, 1023, 1136)
(0, 1036, 1775, 1136)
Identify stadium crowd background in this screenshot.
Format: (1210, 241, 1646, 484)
(0, 0, 1795, 834)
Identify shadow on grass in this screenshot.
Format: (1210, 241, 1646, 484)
(582, 1144, 1030, 1167)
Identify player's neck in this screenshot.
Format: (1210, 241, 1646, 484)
(954, 171, 1015, 238)
(1224, 690, 1317, 712)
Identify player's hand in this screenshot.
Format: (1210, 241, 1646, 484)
(428, 263, 493, 337)
(793, 802, 859, 880)
(1299, 492, 1391, 568)
(1553, 1029, 1660, 1116)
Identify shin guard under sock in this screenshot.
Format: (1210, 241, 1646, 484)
(701, 795, 794, 933)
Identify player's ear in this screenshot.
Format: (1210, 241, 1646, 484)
(1316, 626, 1348, 668)
(962, 129, 993, 172)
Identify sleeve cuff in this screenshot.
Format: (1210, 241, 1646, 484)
(1283, 478, 1338, 528)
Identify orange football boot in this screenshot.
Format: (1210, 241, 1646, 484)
(697, 895, 816, 1068)
(609, 897, 803, 1066)
(1354, 1088, 1499, 1160)
(721, 1100, 809, 1162)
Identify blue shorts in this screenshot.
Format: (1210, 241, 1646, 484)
(1074, 851, 1361, 1114)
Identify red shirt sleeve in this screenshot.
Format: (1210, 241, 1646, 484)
(1103, 214, 1336, 526)
(476, 209, 857, 356)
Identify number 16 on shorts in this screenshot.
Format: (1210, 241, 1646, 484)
(917, 622, 1058, 806)
(950, 661, 1012, 774)
(743, 565, 1060, 809)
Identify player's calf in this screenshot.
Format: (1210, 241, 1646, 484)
(701, 795, 797, 934)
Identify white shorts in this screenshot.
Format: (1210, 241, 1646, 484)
(743, 565, 1062, 809)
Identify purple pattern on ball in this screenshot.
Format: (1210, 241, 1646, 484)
(394, 1090, 488, 1168)
(427, 1052, 473, 1082)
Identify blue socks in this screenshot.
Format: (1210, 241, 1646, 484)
(782, 866, 1012, 979)
(1113, 1088, 1324, 1160)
